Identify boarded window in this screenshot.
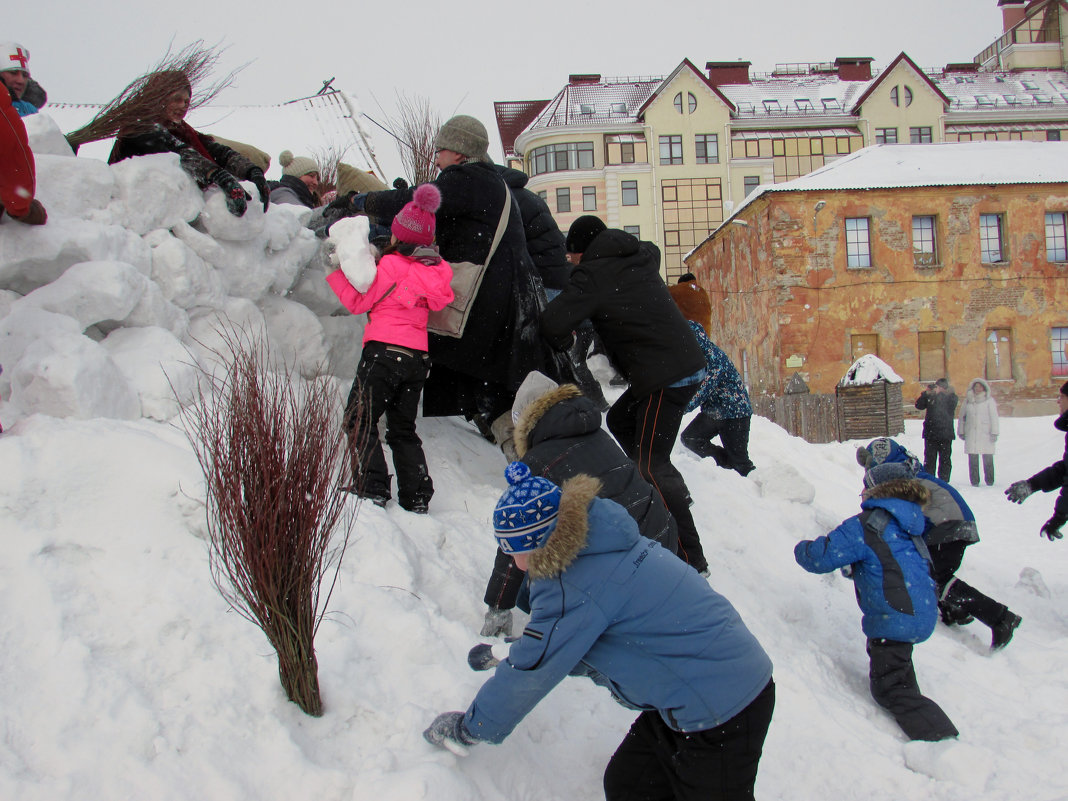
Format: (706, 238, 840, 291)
(918, 331, 946, 382)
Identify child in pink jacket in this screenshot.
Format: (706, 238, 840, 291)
(326, 184, 453, 513)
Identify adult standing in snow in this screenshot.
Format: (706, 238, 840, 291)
(0, 42, 38, 117)
(325, 184, 454, 514)
(0, 73, 46, 225)
(1005, 380, 1068, 542)
(479, 370, 679, 637)
(541, 216, 710, 575)
(958, 378, 999, 487)
(268, 151, 320, 209)
(795, 470, 958, 742)
(915, 377, 957, 481)
(107, 71, 270, 218)
(426, 462, 775, 800)
(331, 114, 573, 432)
(671, 280, 756, 477)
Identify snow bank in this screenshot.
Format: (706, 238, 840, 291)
(0, 113, 351, 425)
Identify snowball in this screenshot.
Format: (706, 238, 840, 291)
(258, 296, 329, 379)
(328, 216, 377, 292)
(10, 332, 140, 420)
(22, 113, 75, 157)
(102, 326, 199, 420)
(109, 153, 203, 235)
(17, 260, 149, 331)
(197, 182, 265, 242)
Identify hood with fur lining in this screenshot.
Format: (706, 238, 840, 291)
(514, 383, 586, 460)
(527, 473, 601, 579)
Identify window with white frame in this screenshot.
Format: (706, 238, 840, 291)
(980, 213, 1006, 263)
(1046, 212, 1067, 262)
(695, 134, 719, 164)
(845, 218, 872, 268)
(912, 216, 937, 266)
(621, 180, 638, 206)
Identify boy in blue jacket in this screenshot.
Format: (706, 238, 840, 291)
(795, 470, 958, 742)
(426, 462, 775, 800)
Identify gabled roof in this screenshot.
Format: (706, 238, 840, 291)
(850, 52, 951, 113)
(494, 100, 550, 159)
(523, 76, 662, 133)
(634, 58, 736, 117)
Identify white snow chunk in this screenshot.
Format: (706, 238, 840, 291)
(258, 295, 329, 379)
(903, 739, 991, 790)
(35, 154, 115, 221)
(327, 215, 377, 292)
(186, 298, 270, 375)
(17, 260, 148, 331)
(197, 182, 265, 242)
(288, 252, 347, 317)
(320, 315, 364, 380)
(148, 234, 226, 310)
(102, 326, 199, 420)
(839, 354, 904, 386)
(22, 113, 75, 156)
(0, 307, 83, 395)
(751, 461, 816, 504)
(108, 153, 203, 235)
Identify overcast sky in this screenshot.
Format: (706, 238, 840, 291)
(10, 0, 1006, 177)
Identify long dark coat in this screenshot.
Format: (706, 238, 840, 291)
(365, 160, 571, 416)
(495, 165, 570, 291)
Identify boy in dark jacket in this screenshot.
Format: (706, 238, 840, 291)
(915, 377, 958, 481)
(795, 473, 958, 741)
(426, 462, 775, 800)
(479, 370, 679, 637)
(541, 216, 709, 573)
(1005, 380, 1068, 542)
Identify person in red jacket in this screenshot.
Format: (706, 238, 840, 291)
(0, 82, 46, 225)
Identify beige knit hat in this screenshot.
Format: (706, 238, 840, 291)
(335, 162, 387, 194)
(434, 115, 489, 161)
(279, 150, 319, 178)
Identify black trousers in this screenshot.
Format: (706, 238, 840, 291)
(923, 439, 953, 482)
(607, 385, 707, 573)
(931, 541, 1007, 627)
(603, 679, 775, 801)
(867, 639, 957, 741)
(344, 342, 433, 508)
(681, 412, 755, 476)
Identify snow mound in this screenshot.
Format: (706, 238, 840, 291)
(839, 354, 904, 386)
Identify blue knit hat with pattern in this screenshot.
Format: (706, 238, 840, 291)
(493, 462, 561, 554)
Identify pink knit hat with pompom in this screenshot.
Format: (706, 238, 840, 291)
(391, 183, 441, 246)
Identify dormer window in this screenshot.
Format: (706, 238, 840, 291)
(1003, 94, 1019, 105)
(737, 100, 755, 114)
(821, 98, 840, 111)
(578, 103, 595, 115)
(610, 102, 627, 114)
(975, 95, 995, 107)
(795, 98, 814, 112)
(762, 99, 782, 113)
(1021, 80, 1039, 91)
(1034, 94, 1053, 105)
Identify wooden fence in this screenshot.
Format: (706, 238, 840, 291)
(751, 381, 904, 444)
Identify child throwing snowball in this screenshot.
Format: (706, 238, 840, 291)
(326, 184, 454, 513)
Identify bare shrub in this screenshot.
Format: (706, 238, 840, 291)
(179, 327, 362, 716)
(387, 92, 442, 186)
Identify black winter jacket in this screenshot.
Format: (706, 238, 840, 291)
(108, 124, 257, 188)
(1027, 409, 1068, 518)
(495, 166, 570, 290)
(516, 384, 678, 551)
(541, 229, 704, 398)
(916, 388, 958, 443)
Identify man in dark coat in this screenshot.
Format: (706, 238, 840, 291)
(915, 377, 957, 481)
(541, 216, 709, 574)
(480, 372, 680, 636)
(1006, 379, 1068, 543)
(355, 115, 572, 426)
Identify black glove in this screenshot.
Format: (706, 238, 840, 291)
(247, 167, 270, 212)
(1005, 480, 1034, 504)
(326, 191, 356, 214)
(350, 192, 368, 213)
(1040, 515, 1066, 541)
(423, 711, 478, 753)
(212, 170, 250, 217)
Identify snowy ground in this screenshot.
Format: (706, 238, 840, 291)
(0, 377, 1065, 801)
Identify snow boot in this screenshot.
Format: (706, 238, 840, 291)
(991, 610, 1022, 650)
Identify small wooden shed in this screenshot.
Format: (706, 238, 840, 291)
(835, 355, 904, 441)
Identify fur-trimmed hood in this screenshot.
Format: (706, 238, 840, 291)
(527, 473, 602, 579)
(514, 383, 590, 459)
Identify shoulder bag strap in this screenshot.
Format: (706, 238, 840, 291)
(483, 185, 512, 266)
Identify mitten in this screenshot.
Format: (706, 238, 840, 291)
(212, 170, 250, 217)
(468, 641, 512, 671)
(247, 167, 270, 212)
(479, 605, 513, 638)
(1040, 515, 1066, 541)
(423, 711, 477, 754)
(350, 192, 368, 213)
(326, 191, 356, 213)
(10, 198, 48, 226)
(1005, 480, 1034, 504)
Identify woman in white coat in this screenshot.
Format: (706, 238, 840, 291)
(958, 378, 999, 486)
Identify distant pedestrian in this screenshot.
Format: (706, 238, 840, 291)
(915, 378, 957, 481)
(958, 378, 999, 487)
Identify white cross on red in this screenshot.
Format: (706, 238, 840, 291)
(8, 48, 28, 70)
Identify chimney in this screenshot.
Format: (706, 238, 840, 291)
(568, 74, 601, 85)
(835, 57, 874, 81)
(998, 0, 1027, 33)
(705, 61, 751, 86)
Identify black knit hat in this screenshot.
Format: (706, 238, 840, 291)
(565, 215, 607, 254)
(1061, 381, 1068, 397)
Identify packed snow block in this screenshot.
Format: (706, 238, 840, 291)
(288, 251, 346, 317)
(17, 260, 149, 331)
(122, 281, 189, 339)
(0, 218, 151, 295)
(109, 153, 203, 236)
(320, 315, 364, 380)
(263, 203, 307, 252)
(146, 231, 226, 310)
(0, 307, 83, 395)
(0, 289, 18, 319)
(186, 298, 270, 376)
(35, 154, 115, 220)
(22, 113, 75, 157)
(102, 326, 198, 420)
(328, 216, 377, 292)
(169, 220, 227, 268)
(258, 296, 329, 378)
(10, 332, 140, 420)
(197, 182, 265, 242)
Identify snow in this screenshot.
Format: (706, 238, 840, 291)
(840, 354, 904, 386)
(1, 115, 1067, 800)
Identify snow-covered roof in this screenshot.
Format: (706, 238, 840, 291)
(40, 90, 385, 181)
(839, 355, 904, 387)
(525, 77, 662, 131)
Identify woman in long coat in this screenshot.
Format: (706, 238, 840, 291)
(958, 377, 999, 486)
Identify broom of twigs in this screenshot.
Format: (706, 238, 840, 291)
(178, 326, 363, 716)
(66, 40, 243, 151)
